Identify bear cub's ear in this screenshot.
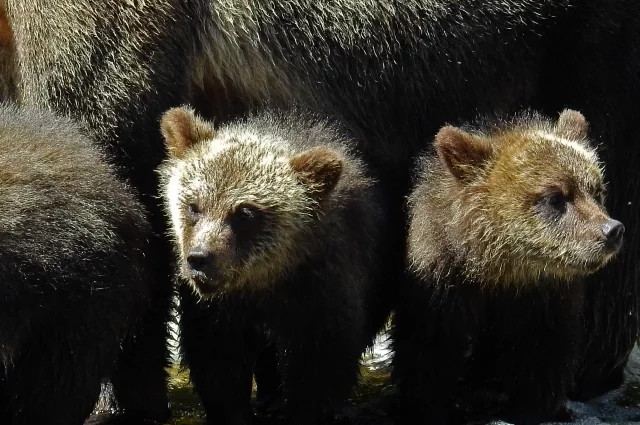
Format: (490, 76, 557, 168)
(289, 147, 344, 201)
(554, 109, 589, 140)
(435, 125, 493, 182)
(160, 106, 216, 158)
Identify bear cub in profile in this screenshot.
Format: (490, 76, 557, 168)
(0, 104, 153, 425)
(392, 109, 624, 425)
(158, 106, 394, 425)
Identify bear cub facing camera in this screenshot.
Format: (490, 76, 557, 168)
(392, 109, 624, 425)
(158, 107, 395, 425)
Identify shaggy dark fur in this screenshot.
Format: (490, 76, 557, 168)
(1, 1, 210, 422)
(190, 0, 640, 399)
(159, 107, 396, 425)
(1, 2, 637, 419)
(0, 104, 153, 425)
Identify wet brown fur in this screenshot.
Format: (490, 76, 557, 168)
(392, 109, 624, 425)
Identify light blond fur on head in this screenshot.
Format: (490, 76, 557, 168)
(158, 107, 361, 296)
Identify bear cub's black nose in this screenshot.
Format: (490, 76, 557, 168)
(602, 219, 625, 249)
(187, 248, 215, 272)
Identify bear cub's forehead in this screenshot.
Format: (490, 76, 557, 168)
(194, 133, 291, 167)
(172, 134, 306, 209)
(172, 134, 290, 181)
(537, 134, 603, 185)
(495, 131, 603, 185)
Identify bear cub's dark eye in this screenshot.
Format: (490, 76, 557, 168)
(230, 204, 265, 234)
(187, 202, 201, 221)
(237, 206, 258, 221)
(538, 190, 568, 217)
(546, 193, 565, 208)
(594, 187, 605, 204)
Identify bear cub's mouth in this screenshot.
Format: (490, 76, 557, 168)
(564, 244, 623, 276)
(186, 268, 233, 296)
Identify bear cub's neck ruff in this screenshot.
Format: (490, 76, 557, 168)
(408, 109, 624, 288)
